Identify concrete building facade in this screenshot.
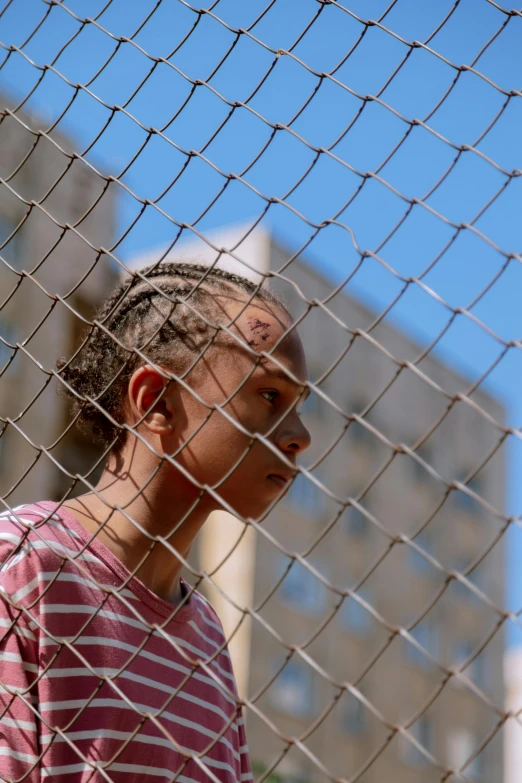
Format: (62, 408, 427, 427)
(504, 647, 522, 783)
(0, 93, 506, 783)
(0, 102, 118, 507)
(131, 224, 506, 783)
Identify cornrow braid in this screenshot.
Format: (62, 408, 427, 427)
(57, 261, 288, 453)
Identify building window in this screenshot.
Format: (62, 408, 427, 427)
(447, 729, 482, 780)
(349, 418, 375, 448)
(276, 556, 327, 615)
(286, 472, 326, 518)
(451, 559, 487, 604)
(410, 443, 435, 483)
(338, 588, 373, 636)
(402, 715, 434, 768)
(453, 472, 484, 513)
(271, 659, 314, 718)
(341, 692, 367, 735)
(405, 619, 439, 670)
(343, 503, 369, 536)
(452, 640, 486, 689)
(0, 215, 24, 267)
(407, 529, 434, 576)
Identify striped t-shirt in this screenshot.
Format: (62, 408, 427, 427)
(0, 501, 252, 783)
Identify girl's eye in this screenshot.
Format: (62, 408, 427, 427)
(261, 390, 279, 404)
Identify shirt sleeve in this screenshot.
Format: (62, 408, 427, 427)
(0, 546, 41, 782)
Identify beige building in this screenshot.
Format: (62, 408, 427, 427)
(504, 647, 522, 783)
(0, 100, 118, 506)
(132, 224, 506, 783)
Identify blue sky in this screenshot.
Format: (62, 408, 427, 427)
(1, 0, 521, 643)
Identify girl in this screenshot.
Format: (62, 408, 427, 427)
(0, 261, 311, 782)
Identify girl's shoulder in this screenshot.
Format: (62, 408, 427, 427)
(0, 501, 106, 623)
(0, 501, 87, 571)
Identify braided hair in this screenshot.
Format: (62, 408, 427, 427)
(57, 261, 288, 453)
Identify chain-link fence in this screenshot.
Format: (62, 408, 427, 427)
(0, 1, 521, 782)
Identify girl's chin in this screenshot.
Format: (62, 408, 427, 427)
(214, 493, 277, 522)
(209, 473, 289, 518)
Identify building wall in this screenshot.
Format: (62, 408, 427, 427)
(504, 647, 522, 783)
(251, 244, 505, 783)
(0, 105, 118, 507)
(129, 224, 505, 783)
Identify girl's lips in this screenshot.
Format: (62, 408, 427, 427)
(267, 474, 289, 489)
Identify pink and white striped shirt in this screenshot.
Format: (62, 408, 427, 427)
(0, 501, 252, 783)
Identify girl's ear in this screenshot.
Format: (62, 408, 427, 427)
(128, 365, 174, 436)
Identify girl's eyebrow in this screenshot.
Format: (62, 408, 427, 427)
(254, 366, 311, 401)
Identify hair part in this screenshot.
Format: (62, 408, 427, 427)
(57, 261, 289, 454)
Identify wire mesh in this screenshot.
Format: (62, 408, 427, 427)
(0, 1, 521, 782)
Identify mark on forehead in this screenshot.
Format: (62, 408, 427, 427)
(248, 317, 271, 345)
(248, 317, 271, 331)
(246, 318, 272, 363)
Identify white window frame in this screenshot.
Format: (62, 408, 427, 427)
(446, 729, 482, 780)
(401, 715, 434, 768)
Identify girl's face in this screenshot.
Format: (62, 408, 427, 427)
(163, 297, 312, 521)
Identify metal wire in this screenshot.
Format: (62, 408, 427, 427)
(0, 1, 520, 781)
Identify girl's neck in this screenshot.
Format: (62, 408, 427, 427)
(63, 459, 210, 605)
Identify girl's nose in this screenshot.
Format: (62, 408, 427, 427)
(277, 413, 311, 455)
